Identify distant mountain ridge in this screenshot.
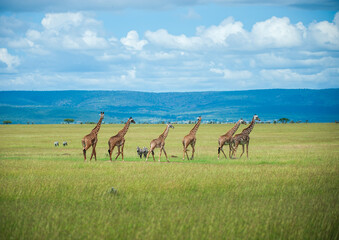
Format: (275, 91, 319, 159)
(0, 89, 338, 123)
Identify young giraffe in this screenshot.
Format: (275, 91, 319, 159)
(146, 123, 174, 162)
(217, 119, 246, 160)
(182, 116, 202, 160)
(108, 117, 135, 161)
(230, 114, 260, 159)
(81, 112, 104, 162)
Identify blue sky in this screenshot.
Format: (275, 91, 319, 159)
(0, 0, 338, 92)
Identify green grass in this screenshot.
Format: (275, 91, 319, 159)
(0, 123, 338, 239)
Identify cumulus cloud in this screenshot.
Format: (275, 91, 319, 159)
(308, 14, 339, 50)
(0, 48, 20, 71)
(251, 17, 305, 48)
(10, 12, 110, 51)
(41, 12, 85, 31)
(120, 30, 148, 51)
(197, 17, 248, 46)
(145, 29, 202, 50)
(1, 9, 338, 91)
(145, 17, 248, 50)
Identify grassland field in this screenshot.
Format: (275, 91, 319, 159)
(0, 123, 338, 239)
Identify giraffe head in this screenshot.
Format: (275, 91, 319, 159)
(167, 123, 174, 129)
(254, 114, 260, 121)
(129, 117, 136, 124)
(240, 118, 246, 124)
(100, 112, 104, 119)
(197, 116, 202, 121)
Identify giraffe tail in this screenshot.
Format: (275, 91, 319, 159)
(218, 147, 221, 154)
(81, 140, 86, 148)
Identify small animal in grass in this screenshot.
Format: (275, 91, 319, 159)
(54, 141, 59, 147)
(142, 147, 148, 158)
(63, 141, 68, 146)
(137, 146, 149, 159)
(137, 146, 143, 158)
(110, 187, 118, 195)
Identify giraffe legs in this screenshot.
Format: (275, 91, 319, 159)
(90, 146, 95, 161)
(158, 146, 169, 162)
(151, 150, 155, 161)
(146, 146, 155, 162)
(246, 142, 249, 159)
(183, 142, 190, 160)
(92, 143, 97, 161)
(115, 146, 121, 160)
(239, 144, 245, 158)
(232, 142, 239, 158)
(183, 142, 187, 160)
(191, 142, 195, 160)
(162, 147, 169, 162)
(229, 144, 234, 159)
(83, 142, 91, 162)
(219, 146, 227, 159)
(159, 147, 163, 162)
(109, 145, 115, 161)
(121, 142, 125, 161)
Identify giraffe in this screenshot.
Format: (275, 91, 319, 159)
(81, 112, 104, 162)
(217, 119, 246, 160)
(182, 116, 202, 160)
(145, 123, 174, 162)
(230, 114, 260, 159)
(108, 117, 135, 161)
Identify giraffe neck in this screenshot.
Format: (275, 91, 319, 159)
(91, 116, 103, 135)
(242, 117, 256, 135)
(226, 120, 242, 136)
(118, 120, 131, 137)
(160, 125, 170, 140)
(189, 119, 201, 136)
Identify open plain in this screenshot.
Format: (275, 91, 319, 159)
(0, 123, 338, 239)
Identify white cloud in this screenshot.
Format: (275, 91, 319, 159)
(21, 12, 110, 51)
(260, 69, 322, 82)
(145, 18, 248, 50)
(82, 30, 109, 49)
(145, 29, 202, 50)
(121, 67, 136, 81)
(1, 10, 339, 91)
(41, 12, 85, 31)
(139, 51, 178, 60)
(0, 48, 20, 71)
(308, 20, 339, 50)
(120, 30, 148, 51)
(210, 67, 252, 79)
(197, 17, 248, 46)
(252, 17, 305, 48)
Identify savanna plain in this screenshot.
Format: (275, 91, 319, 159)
(0, 123, 338, 239)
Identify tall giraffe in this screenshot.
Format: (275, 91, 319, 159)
(230, 114, 260, 159)
(182, 116, 202, 160)
(218, 119, 246, 159)
(108, 117, 135, 161)
(81, 112, 104, 162)
(146, 123, 174, 162)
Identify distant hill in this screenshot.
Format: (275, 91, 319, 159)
(0, 89, 338, 124)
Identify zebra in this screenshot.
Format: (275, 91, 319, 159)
(142, 147, 148, 158)
(137, 146, 143, 158)
(137, 147, 149, 159)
